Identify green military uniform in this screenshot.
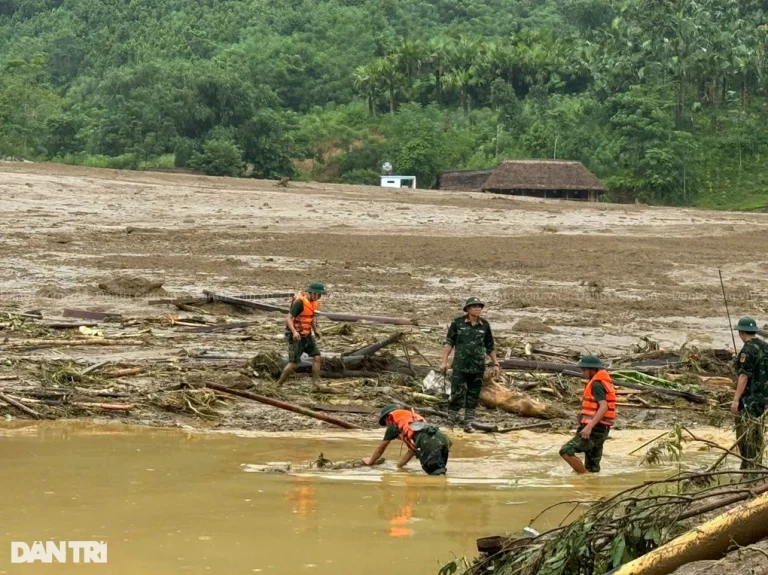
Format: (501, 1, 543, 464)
(734, 317, 768, 470)
(380, 405, 452, 475)
(445, 297, 495, 427)
(285, 297, 320, 363)
(559, 380, 610, 473)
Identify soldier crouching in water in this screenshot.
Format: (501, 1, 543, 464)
(559, 355, 617, 474)
(362, 405, 452, 475)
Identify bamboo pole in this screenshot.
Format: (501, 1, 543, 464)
(204, 382, 361, 429)
(611, 490, 768, 575)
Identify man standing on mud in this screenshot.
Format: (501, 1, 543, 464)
(276, 282, 326, 387)
(731, 317, 768, 470)
(559, 355, 616, 474)
(362, 404, 452, 475)
(441, 297, 500, 433)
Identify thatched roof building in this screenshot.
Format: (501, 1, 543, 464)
(437, 160, 605, 202)
(436, 169, 494, 191)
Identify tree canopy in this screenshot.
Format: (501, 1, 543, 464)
(1, 0, 767, 207)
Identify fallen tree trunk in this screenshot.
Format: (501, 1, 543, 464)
(204, 382, 361, 429)
(480, 379, 565, 420)
(0, 392, 41, 418)
(610, 489, 768, 575)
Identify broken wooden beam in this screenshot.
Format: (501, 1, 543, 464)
(204, 382, 361, 429)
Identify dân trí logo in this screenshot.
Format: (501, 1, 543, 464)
(11, 541, 107, 564)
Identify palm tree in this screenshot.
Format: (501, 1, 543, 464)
(425, 37, 450, 103)
(371, 56, 402, 113)
(353, 64, 380, 116)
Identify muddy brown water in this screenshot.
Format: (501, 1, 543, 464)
(1, 423, 731, 574)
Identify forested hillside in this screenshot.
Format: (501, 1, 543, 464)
(1, 0, 767, 207)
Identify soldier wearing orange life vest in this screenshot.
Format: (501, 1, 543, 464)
(276, 282, 326, 386)
(362, 404, 452, 475)
(559, 355, 617, 474)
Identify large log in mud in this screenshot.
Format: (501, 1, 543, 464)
(610, 489, 768, 575)
(479, 379, 564, 420)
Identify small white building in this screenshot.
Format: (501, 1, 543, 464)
(380, 175, 416, 189)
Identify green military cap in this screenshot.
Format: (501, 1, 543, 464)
(734, 317, 759, 333)
(463, 296, 485, 311)
(576, 354, 606, 369)
(307, 282, 327, 294)
(378, 404, 399, 426)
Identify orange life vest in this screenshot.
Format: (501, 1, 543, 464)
(292, 292, 318, 336)
(386, 409, 426, 452)
(580, 370, 617, 427)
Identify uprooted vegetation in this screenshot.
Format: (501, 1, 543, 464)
(443, 426, 768, 575)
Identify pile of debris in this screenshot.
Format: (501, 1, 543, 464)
(445, 427, 768, 575)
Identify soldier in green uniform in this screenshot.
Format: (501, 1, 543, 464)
(731, 317, 768, 470)
(440, 297, 500, 433)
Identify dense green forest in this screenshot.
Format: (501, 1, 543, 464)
(1, 0, 767, 207)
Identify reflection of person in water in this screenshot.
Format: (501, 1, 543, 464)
(362, 405, 452, 475)
(285, 477, 316, 518)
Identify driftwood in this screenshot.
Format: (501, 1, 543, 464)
(184, 322, 250, 334)
(341, 332, 403, 357)
(62, 309, 120, 321)
(74, 402, 134, 410)
(2, 338, 146, 349)
(204, 291, 416, 325)
(228, 292, 294, 300)
(0, 392, 41, 418)
(81, 360, 110, 375)
(204, 382, 361, 429)
(480, 379, 564, 420)
(43, 322, 99, 329)
(104, 367, 144, 378)
(611, 490, 768, 575)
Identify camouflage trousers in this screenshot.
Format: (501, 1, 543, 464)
(735, 412, 767, 471)
(449, 370, 483, 423)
